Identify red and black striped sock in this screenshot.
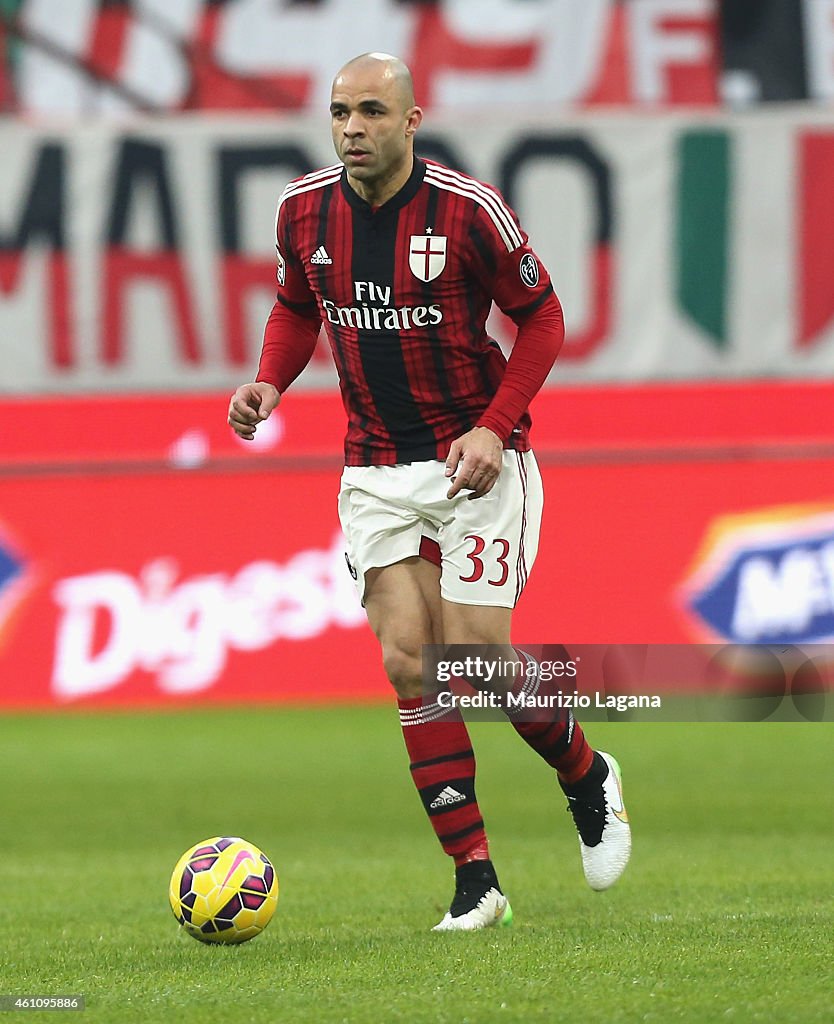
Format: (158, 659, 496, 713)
(506, 650, 595, 785)
(398, 695, 489, 866)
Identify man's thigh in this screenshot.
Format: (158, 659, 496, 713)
(363, 557, 444, 698)
(439, 600, 513, 647)
(364, 556, 443, 648)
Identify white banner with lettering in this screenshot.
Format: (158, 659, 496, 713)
(2, 110, 834, 394)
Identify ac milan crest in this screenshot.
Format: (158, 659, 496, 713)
(409, 234, 447, 282)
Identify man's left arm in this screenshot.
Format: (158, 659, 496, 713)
(475, 283, 564, 443)
(446, 228, 564, 499)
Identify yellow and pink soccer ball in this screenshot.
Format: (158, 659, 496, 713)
(169, 836, 279, 944)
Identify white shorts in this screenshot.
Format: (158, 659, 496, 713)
(337, 450, 543, 608)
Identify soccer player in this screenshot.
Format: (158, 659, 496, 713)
(228, 52, 631, 930)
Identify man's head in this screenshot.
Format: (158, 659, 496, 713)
(330, 53, 422, 203)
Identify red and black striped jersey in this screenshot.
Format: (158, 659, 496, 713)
(260, 157, 562, 466)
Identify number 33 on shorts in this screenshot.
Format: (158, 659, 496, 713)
(459, 536, 511, 586)
(442, 450, 542, 608)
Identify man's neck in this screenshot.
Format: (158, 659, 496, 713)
(346, 155, 414, 208)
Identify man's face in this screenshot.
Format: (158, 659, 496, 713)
(330, 65, 417, 185)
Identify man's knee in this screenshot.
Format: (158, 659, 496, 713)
(381, 643, 424, 699)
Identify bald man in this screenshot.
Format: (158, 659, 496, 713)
(229, 53, 631, 931)
(330, 53, 420, 206)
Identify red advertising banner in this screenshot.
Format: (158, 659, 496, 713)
(0, 469, 372, 708)
(1, 382, 833, 709)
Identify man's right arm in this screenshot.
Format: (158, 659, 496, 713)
(228, 189, 322, 440)
(227, 300, 321, 440)
(256, 299, 322, 393)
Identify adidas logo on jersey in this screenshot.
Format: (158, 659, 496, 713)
(310, 246, 333, 265)
(430, 786, 467, 809)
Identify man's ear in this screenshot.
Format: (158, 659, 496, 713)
(405, 106, 423, 137)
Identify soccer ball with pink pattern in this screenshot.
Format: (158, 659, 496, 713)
(169, 837, 279, 943)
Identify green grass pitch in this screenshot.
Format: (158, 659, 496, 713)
(1, 707, 831, 1023)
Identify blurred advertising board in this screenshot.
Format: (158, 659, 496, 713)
(1, 382, 833, 709)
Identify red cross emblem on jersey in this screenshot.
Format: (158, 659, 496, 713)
(408, 234, 447, 282)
